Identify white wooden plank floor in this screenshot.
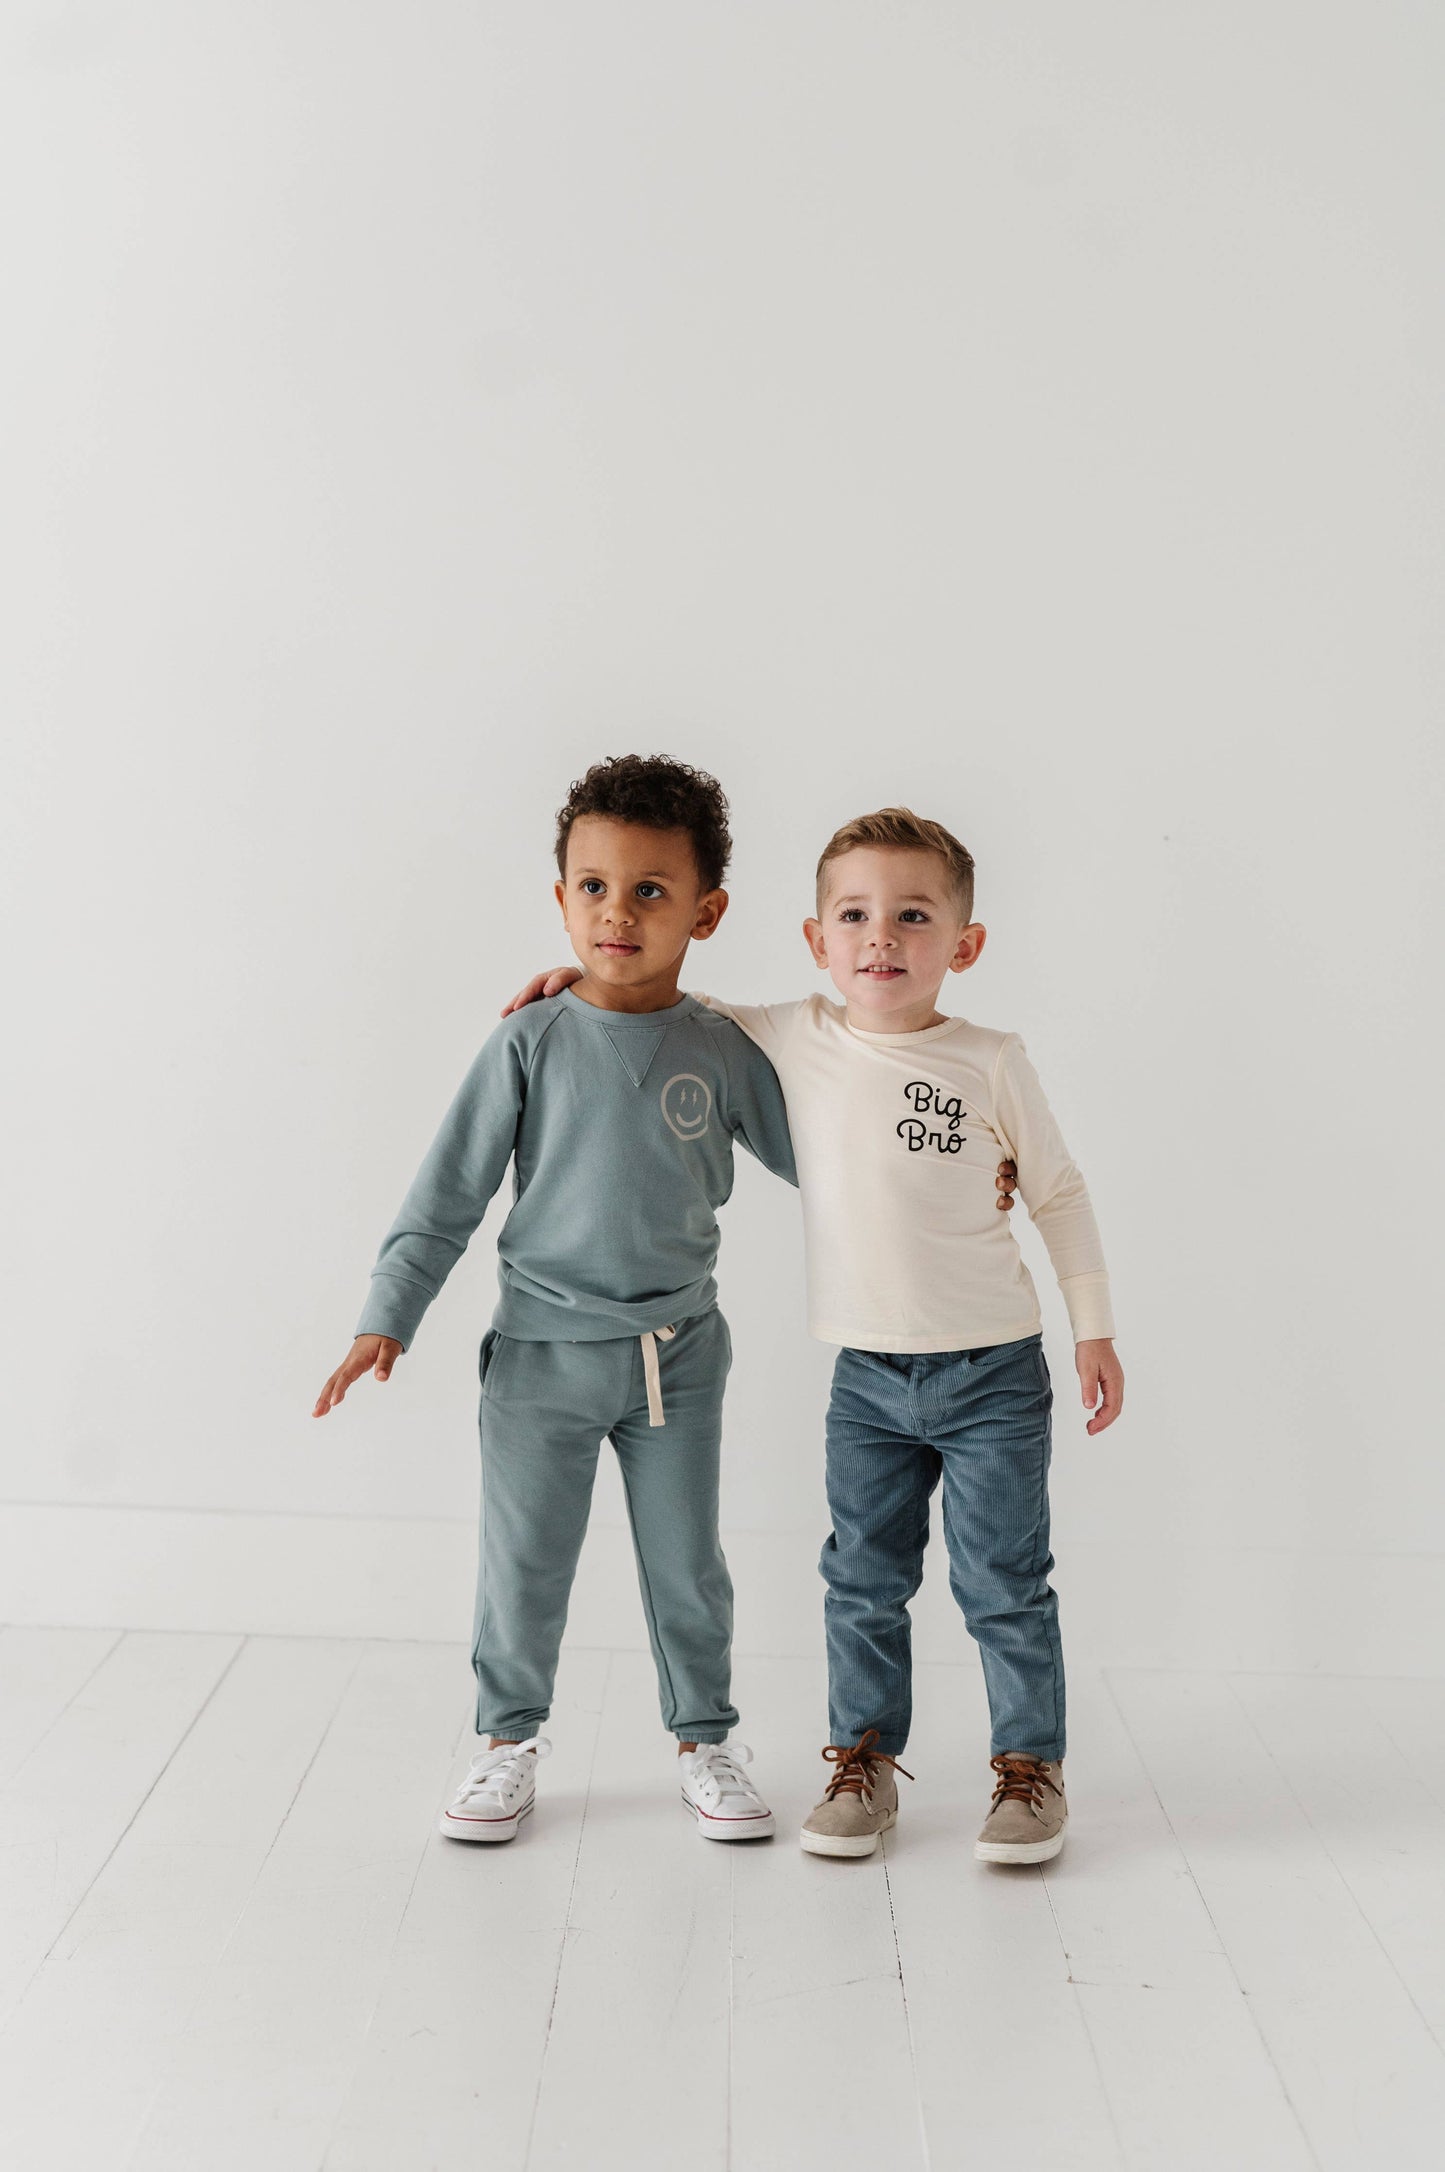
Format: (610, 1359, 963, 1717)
(4, 1628, 1445, 2171)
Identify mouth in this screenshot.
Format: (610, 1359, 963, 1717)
(860, 966, 905, 979)
(598, 941, 642, 956)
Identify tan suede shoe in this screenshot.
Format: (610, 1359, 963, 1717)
(974, 1753, 1067, 1863)
(800, 1729, 914, 1858)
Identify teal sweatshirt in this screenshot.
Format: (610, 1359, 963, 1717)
(356, 988, 798, 1348)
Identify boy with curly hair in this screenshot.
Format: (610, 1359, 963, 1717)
(314, 756, 801, 1844)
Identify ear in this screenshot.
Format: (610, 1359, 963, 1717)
(690, 887, 729, 942)
(803, 916, 828, 969)
(554, 878, 568, 924)
(947, 922, 987, 974)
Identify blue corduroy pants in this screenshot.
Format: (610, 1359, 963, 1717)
(820, 1331, 1064, 1761)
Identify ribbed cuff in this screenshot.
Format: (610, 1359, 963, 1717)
(1059, 1271, 1114, 1343)
(355, 1272, 433, 1351)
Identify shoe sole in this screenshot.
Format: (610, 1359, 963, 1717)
(974, 1828, 1065, 1864)
(680, 1792, 775, 1841)
(800, 1806, 896, 1858)
(439, 1795, 534, 1844)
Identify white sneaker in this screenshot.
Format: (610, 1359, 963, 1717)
(439, 1736, 551, 1842)
(678, 1742, 775, 1841)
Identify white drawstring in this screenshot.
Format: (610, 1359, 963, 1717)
(640, 1324, 676, 1426)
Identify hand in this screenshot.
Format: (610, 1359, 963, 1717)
(995, 1158, 1017, 1211)
(1075, 1338, 1123, 1436)
(501, 966, 582, 1017)
(312, 1335, 404, 1416)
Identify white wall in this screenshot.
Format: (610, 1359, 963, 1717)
(4, 6, 1441, 1653)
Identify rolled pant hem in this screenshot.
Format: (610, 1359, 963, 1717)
(477, 1715, 549, 1739)
(992, 1741, 1066, 1763)
(675, 1726, 733, 1744)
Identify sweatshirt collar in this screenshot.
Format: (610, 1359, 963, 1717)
(556, 987, 699, 1028)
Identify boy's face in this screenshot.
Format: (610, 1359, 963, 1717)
(556, 815, 728, 1000)
(804, 845, 985, 1025)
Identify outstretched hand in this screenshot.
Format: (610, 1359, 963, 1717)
(312, 1334, 404, 1417)
(1075, 1338, 1124, 1435)
(501, 966, 581, 1017)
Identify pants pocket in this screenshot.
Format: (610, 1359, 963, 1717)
(478, 1330, 501, 1390)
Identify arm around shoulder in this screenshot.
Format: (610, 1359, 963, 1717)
(720, 1022, 798, 1188)
(692, 993, 805, 1067)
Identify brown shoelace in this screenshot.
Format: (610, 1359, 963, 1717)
(821, 1728, 915, 1801)
(988, 1752, 1061, 1812)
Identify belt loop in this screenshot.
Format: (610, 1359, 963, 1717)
(640, 1324, 677, 1426)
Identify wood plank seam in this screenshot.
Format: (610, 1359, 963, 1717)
(1098, 1669, 1324, 2171)
(1224, 1672, 1445, 2063)
(880, 1839, 932, 2171)
(7, 1633, 247, 2030)
(522, 1647, 613, 2171)
(2, 1628, 126, 1784)
(154, 1633, 375, 2153)
(1036, 1853, 1129, 2168)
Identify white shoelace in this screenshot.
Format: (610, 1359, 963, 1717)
(685, 1742, 766, 1812)
(453, 1735, 552, 1808)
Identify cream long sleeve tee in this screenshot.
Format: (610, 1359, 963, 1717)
(700, 994, 1114, 1354)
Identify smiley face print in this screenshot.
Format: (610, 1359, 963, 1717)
(661, 1072, 713, 1141)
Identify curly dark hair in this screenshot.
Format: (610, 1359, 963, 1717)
(554, 754, 732, 893)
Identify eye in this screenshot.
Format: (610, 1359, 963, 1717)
(636, 883, 665, 900)
(581, 880, 605, 896)
(900, 909, 930, 923)
(838, 908, 864, 922)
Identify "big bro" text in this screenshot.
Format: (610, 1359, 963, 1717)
(896, 1079, 968, 1156)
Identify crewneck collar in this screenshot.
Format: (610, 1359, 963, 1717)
(557, 987, 699, 1028)
(842, 1010, 966, 1046)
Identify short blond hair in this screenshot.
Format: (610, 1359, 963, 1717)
(815, 806, 975, 920)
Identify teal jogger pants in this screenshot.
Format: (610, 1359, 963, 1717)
(472, 1308, 739, 1743)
